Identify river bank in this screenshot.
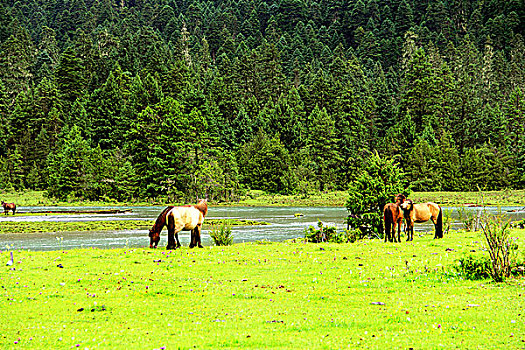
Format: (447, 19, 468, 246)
(2, 189, 524, 208)
(0, 218, 269, 235)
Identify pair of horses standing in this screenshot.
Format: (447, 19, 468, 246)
(149, 199, 208, 249)
(1, 201, 16, 215)
(383, 195, 443, 242)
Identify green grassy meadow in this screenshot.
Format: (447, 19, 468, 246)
(1, 230, 525, 349)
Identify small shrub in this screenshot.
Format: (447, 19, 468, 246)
(454, 254, 491, 280)
(305, 221, 329, 243)
(510, 219, 525, 229)
(481, 214, 516, 282)
(209, 220, 233, 246)
(304, 221, 336, 243)
(255, 239, 273, 245)
(442, 209, 453, 235)
(457, 207, 476, 231)
(345, 228, 364, 243)
(304, 221, 363, 243)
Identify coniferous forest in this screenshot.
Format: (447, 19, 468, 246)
(0, 0, 524, 202)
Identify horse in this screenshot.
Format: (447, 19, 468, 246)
(149, 199, 208, 249)
(383, 194, 406, 242)
(1, 201, 16, 215)
(400, 199, 443, 241)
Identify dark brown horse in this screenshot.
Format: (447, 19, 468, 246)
(149, 199, 208, 249)
(400, 199, 443, 241)
(1, 201, 16, 215)
(383, 194, 406, 242)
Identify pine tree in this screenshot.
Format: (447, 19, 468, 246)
(55, 46, 85, 107)
(87, 66, 131, 149)
(0, 25, 35, 101)
(400, 47, 442, 140)
(46, 126, 97, 199)
(306, 106, 341, 191)
(435, 131, 461, 191)
(238, 129, 295, 193)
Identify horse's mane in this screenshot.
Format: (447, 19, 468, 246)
(150, 206, 174, 234)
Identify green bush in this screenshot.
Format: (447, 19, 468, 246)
(304, 221, 363, 243)
(442, 209, 453, 235)
(457, 207, 476, 231)
(454, 254, 491, 280)
(345, 228, 365, 243)
(481, 214, 516, 282)
(511, 219, 525, 229)
(209, 220, 233, 246)
(346, 152, 409, 238)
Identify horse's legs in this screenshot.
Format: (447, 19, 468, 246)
(396, 221, 401, 243)
(189, 225, 203, 248)
(175, 232, 181, 248)
(166, 216, 182, 249)
(196, 224, 203, 248)
(166, 216, 175, 249)
(431, 215, 442, 239)
(384, 209, 392, 243)
(189, 228, 196, 248)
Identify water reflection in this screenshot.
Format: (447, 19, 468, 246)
(0, 205, 523, 251)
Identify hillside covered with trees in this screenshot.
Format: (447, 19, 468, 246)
(0, 0, 524, 202)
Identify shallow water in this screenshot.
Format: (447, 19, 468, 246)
(0, 205, 524, 251)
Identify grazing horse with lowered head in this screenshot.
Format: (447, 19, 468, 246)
(149, 199, 208, 249)
(1, 201, 16, 215)
(383, 194, 406, 242)
(400, 199, 443, 241)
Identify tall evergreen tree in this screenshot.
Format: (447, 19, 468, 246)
(55, 46, 85, 107)
(306, 106, 341, 191)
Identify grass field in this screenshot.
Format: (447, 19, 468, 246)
(1, 229, 524, 349)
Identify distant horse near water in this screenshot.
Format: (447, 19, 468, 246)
(383, 194, 406, 242)
(149, 199, 208, 249)
(400, 199, 443, 241)
(1, 201, 16, 215)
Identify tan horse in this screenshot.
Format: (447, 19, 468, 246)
(400, 199, 443, 241)
(383, 194, 406, 242)
(149, 199, 208, 249)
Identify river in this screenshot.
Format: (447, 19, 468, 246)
(1, 205, 524, 251)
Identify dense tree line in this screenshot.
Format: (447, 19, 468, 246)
(0, 0, 524, 202)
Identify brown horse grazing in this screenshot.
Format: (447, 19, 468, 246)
(383, 194, 406, 243)
(1, 201, 16, 215)
(149, 199, 208, 249)
(400, 199, 443, 241)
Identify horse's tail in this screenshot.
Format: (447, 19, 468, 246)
(436, 207, 443, 238)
